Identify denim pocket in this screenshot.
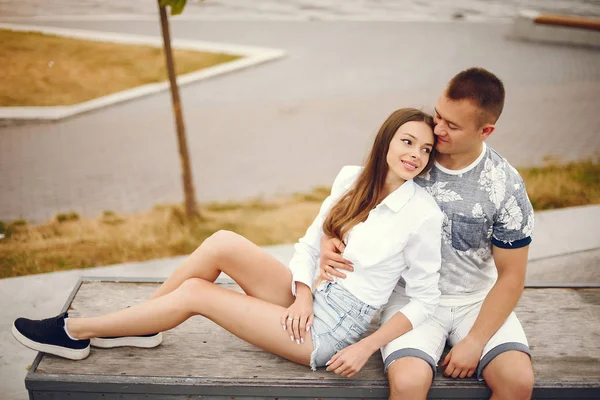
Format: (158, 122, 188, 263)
(451, 214, 486, 251)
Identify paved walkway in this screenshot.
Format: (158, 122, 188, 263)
(1, 0, 599, 21)
(1, 20, 600, 222)
(1, 204, 599, 400)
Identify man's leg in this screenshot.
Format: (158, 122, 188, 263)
(387, 357, 433, 400)
(380, 290, 450, 400)
(451, 304, 533, 400)
(483, 350, 534, 400)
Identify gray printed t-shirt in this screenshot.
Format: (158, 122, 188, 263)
(412, 143, 534, 306)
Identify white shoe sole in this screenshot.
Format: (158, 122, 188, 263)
(90, 332, 163, 349)
(12, 323, 90, 360)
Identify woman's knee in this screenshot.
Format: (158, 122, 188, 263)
(176, 278, 213, 302)
(199, 230, 240, 260)
(387, 357, 432, 399)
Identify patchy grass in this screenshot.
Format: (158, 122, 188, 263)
(294, 186, 331, 203)
(1, 160, 598, 278)
(56, 212, 80, 223)
(0, 198, 320, 278)
(519, 159, 600, 210)
(0, 29, 240, 106)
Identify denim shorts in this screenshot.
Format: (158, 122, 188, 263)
(310, 282, 377, 370)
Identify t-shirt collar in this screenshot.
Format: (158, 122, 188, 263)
(434, 142, 487, 175)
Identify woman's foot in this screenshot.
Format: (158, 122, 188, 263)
(12, 312, 90, 360)
(90, 332, 163, 349)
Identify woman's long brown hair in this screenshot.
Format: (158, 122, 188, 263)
(323, 108, 436, 243)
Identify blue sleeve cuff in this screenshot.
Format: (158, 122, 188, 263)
(491, 236, 532, 249)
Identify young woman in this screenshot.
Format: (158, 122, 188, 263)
(13, 108, 444, 377)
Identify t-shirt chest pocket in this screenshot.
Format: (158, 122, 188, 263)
(451, 214, 486, 252)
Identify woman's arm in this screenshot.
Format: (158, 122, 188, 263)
(326, 312, 412, 378)
(395, 211, 443, 328)
(288, 166, 361, 295)
(326, 211, 443, 377)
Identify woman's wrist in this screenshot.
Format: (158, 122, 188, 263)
(295, 282, 312, 300)
(359, 337, 380, 354)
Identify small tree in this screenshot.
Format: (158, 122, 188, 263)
(158, 0, 199, 218)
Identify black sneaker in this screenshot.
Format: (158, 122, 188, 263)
(12, 312, 90, 360)
(91, 332, 163, 349)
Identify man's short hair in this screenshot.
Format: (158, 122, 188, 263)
(446, 67, 505, 125)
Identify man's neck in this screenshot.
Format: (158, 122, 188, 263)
(436, 143, 484, 171)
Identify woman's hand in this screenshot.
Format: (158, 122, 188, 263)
(318, 236, 353, 282)
(326, 340, 375, 378)
(281, 284, 314, 344)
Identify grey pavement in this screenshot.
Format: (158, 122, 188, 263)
(1, 204, 599, 400)
(1, 0, 599, 21)
(1, 20, 600, 222)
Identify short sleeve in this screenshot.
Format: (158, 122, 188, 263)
(492, 168, 535, 249)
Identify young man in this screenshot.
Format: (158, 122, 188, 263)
(319, 67, 535, 400)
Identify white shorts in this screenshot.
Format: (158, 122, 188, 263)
(380, 290, 530, 380)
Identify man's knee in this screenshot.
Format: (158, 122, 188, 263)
(484, 351, 534, 400)
(387, 357, 432, 400)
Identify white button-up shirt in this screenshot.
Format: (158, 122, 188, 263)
(289, 166, 443, 329)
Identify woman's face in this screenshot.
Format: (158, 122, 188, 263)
(386, 120, 434, 183)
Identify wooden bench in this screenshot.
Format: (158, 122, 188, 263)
(533, 14, 600, 32)
(511, 11, 600, 48)
(24, 278, 600, 399)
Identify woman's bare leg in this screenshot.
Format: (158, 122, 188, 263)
(148, 230, 295, 307)
(67, 278, 313, 366)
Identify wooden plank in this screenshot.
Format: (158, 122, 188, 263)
(26, 280, 600, 399)
(517, 287, 600, 382)
(35, 281, 381, 380)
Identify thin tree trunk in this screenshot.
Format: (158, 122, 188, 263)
(158, 2, 199, 218)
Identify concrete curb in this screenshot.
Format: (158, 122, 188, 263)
(0, 23, 286, 122)
(509, 10, 600, 48)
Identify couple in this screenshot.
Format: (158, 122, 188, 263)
(12, 67, 534, 400)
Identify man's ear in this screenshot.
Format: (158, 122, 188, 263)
(480, 124, 495, 140)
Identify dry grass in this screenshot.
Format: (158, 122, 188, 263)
(519, 158, 600, 210)
(0, 160, 598, 278)
(0, 189, 327, 278)
(0, 29, 240, 106)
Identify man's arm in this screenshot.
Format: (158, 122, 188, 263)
(468, 245, 529, 343)
(441, 245, 529, 378)
(316, 235, 353, 285)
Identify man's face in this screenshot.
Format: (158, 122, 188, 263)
(433, 94, 484, 156)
